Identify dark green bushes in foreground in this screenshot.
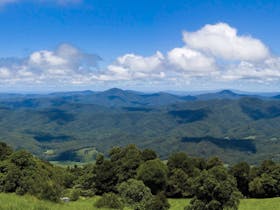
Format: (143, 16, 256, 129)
(2, 142, 280, 209)
(0, 143, 72, 202)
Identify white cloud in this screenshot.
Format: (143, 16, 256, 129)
(114, 51, 164, 72)
(0, 44, 100, 85)
(221, 57, 280, 82)
(0, 23, 279, 90)
(167, 47, 217, 75)
(98, 52, 165, 81)
(183, 23, 270, 61)
(29, 50, 67, 66)
(0, 67, 11, 78)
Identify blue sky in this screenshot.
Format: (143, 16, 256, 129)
(0, 0, 280, 92)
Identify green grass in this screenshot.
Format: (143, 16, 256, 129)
(239, 198, 280, 210)
(0, 193, 280, 210)
(0, 193, 126, 210)
(169, 199, 190, 209)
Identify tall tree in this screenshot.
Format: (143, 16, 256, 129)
(137, 159, 168, 194)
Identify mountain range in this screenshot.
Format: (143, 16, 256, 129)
(1, 88, 280, 164)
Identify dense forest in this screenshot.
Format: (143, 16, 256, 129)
(1, 89, 280, 164)
(1, 142, 280, 210)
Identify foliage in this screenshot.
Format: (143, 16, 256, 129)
(248, 160, 280, 198)
(94, 193, 124, 209)
(110, 145, 144, 183)
(91, 155, 118, 195)
(137, 159, 168, 194)
(186, 166, 241, 210)
(0, 142, 13, 161)
(142, 148, 157, 161)
(0, 149, 64, 202)
(3, 142, 280, 208)
(144, 192, 170, 210)
(69, 188, 80, 201)
(206, 156, 223, 170)
(230, 162, 250, 196)
(166, 169, 192, 198)
(117, 179, 152, 208)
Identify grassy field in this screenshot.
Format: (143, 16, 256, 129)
(0, 193, 280, 210)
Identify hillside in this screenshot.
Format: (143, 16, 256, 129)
(1, 89, 280, 164)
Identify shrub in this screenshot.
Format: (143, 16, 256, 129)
(249, 173, 277, 198)
(185, 166, 241, 210)
(0, 142, 13, 161)
(144, 192, 170, 210)
(94, 193, 123, 209)
(117, 179, 152, 208)
(69, 189, 80, 201)
(137, 159, 168, 194)
(39, 182, 62, 202)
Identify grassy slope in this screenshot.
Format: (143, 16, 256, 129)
(1, 194, 280, 210)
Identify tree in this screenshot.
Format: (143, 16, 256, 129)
(92, 154, 118, 195)
(117, 179, 152, 209)
(137, 159, 168, 194)
(69, 188, 80, 201)
(249, 173, 277, 198)
(39, 181, 62, 202)
(165, 168, 192, 198)
(186, 166, 241, 210)
(95, 192, 124, 209)
(167, 152, 198, 177)
(206, 156, 223, 170)
(142, 149, 157, 161)
(10, 150, 36, 170)
(0, 142, 13, 161)
(110, 145, 143, 183)
(167, 153, 190, 171)
(229, 162, 250, 196)
(144, 192, 170, 210)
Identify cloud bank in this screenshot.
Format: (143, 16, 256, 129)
(0, 23, 280, 90)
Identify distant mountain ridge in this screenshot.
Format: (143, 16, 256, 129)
(0, 88, 277, 109)
(1, 88, 280, 164)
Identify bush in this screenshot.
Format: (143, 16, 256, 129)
(69, 189, 80, 201)
(142, 149, 157, 161)
(186, 166, 241, 210)
(144, 192, 170, 210)
(92, 155, 118, 195)
(117, 179, 152, 208)
(39, 182, 62, 202)
(0, 142, 13, 161)
(94, 193, 123, 209)
(249, 173, 278, 198)
(165, 169, 192, 198)
(137, 159, 168, 194)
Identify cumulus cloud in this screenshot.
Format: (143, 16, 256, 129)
(183, 23, 270, 61)
(97, 52, 166, 81)
(0, 23, 279, 89)
(0, 44, 101, 85)
(167, 47, 217, 75)
(221, 57, 280, 82)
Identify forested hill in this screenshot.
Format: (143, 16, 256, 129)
(1, 88, 280, 164)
